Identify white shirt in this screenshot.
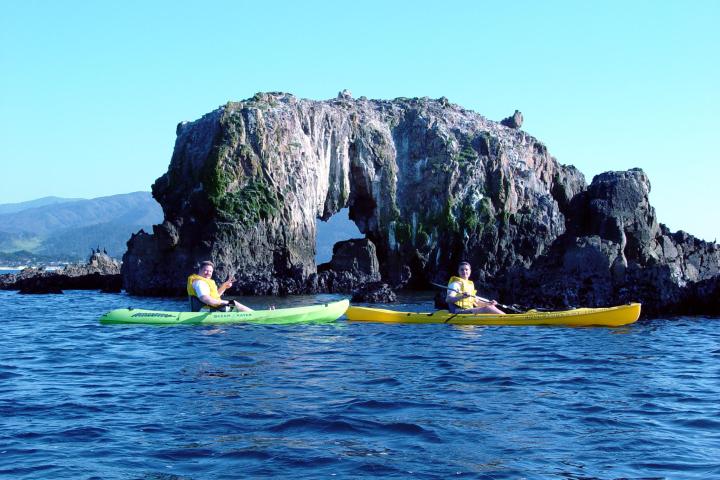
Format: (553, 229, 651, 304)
(193, 279, 211, 298)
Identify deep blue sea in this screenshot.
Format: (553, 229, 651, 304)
(1, 289, 719, 479)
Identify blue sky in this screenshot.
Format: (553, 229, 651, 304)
(1, 1, 718, 241)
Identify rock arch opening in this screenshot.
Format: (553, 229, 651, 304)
(315, 207, 364, 265)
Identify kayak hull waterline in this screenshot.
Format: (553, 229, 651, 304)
(100, 299, 350, 325)
(346, 303, 641, 327)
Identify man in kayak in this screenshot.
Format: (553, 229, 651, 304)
(187, 261, 253, 312)
(446, 262, 505, 314)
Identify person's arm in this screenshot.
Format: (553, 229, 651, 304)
(445, 281, 464, 304)
(218, 277, 235, 295)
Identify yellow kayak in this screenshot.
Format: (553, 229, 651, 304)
(346, 303, 641, 327)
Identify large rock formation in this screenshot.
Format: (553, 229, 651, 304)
(123, 92, 583, 296)
(121, 92, 719, 315)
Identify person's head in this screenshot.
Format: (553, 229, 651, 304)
(198, 260, 214, 278)
(457, 261, 471, 279)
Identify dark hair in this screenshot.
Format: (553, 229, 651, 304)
(198, 260, 215, 271)
(458, 261, 471, 270)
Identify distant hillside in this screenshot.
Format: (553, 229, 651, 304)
(0, 250, 59, 265)
(0, 231, 42, 253)
(0, 192, 161, 236)
(0, 196, 82, 215)
(0, 192, 162, 262)
(37, 221, 154, 259)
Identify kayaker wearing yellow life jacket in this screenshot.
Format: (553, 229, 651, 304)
(187, 261, 253, 312)
(446, 261, 505, 314)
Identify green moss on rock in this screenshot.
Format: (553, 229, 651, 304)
(443, 198, 458, 233)
(461, 202, 480, 231)
(456, 144, 478, 164)
(394, 221, 412, 245)
(202, 145, 233, 205)
(216, 179, 280, 224)
(201, 116, 280, 225)
(456, 196, 498, 235)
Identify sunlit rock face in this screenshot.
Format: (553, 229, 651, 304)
(121, 92, 718, 315)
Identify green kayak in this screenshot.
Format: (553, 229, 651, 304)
(99, 299, 349, 326)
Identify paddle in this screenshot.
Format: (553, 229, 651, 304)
(430, 282, 524, 313)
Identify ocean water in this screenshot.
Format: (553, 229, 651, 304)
(1, 290, 719, 479)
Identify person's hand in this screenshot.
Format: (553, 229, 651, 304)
(222, 277, 235, 289)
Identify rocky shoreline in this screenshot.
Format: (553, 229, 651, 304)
(0, 252, 122, 294)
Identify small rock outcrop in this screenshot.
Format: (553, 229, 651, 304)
(1, 252, 122, 294)
(313, 238, 381, 293)
(500, 110, 523, 129)
(351, 282, 397, 303)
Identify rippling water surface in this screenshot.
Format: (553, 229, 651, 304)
(1, 290, 719, 479)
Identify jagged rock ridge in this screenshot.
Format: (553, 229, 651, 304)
(504, 169, 719, 316)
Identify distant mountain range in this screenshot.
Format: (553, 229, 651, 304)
(0, 192, 163, 263)
(0, 196, 83, 215)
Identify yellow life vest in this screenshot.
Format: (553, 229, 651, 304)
(187, 274, 221, 300)
(448, 276, 477, 309)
